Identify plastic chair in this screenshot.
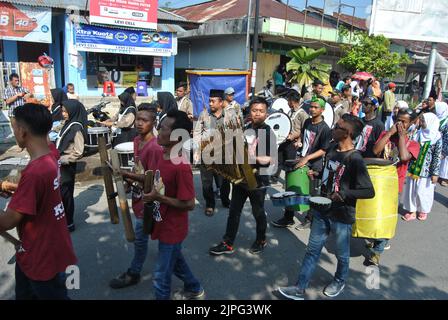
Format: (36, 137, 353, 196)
(136, 81, 148, 97)
(103, 81, 116, 96)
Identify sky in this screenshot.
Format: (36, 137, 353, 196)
(159, 0, 373, 18)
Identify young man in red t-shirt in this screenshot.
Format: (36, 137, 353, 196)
(0, 104, 77, 300)
(109, 103, 163, 289)
(143, 109, 204, 300)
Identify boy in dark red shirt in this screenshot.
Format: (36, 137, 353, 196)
(109, 103, 163, 289)
(143, 109, 204, 300)
(0, 104, 77, 300)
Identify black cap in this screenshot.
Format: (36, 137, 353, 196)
(210, 89, 224, 99)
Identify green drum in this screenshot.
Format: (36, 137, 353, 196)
(286, 166, 310, 212)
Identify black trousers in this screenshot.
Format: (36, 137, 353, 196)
(15, 264, 69, 300)
(199, 165, 228, 208)
(223, 184, 267, 245)
(61, 163, 77, 227)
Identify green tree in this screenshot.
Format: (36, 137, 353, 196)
(286, 46, 331, 88)
(338, 28, 411, 79)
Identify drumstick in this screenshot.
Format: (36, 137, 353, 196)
(0, 231, 21, 250)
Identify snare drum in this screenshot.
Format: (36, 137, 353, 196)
(265, 112, 291, 146)
(86, 126, 111, 148)
(353, 158, 398, 239)
(286, 166, 310, 212)
(309, 196, 332, 213)
(114, 142, 135, 170)
(271, 191, 309, 207)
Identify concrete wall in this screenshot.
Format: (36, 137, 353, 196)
(176, 35, 248, 70)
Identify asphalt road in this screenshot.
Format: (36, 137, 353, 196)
(1, 171, 447, 300)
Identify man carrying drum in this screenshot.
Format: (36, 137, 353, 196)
(278, 114, 375, 300)
(272, 96, 331, 230)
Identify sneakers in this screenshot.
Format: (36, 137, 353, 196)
(277, 286, 305, 300)
(249, 240, 267, 254)
(323, 279, 345, 298)
(271, 217, 294, 228)
(175, 288, 205, 300)
(109, 271, 140, 289)
(295, 219, 311, 231)
(367, 253, 380, 266)
(209, 242, 234, 256)
(366, 242, 391, 251)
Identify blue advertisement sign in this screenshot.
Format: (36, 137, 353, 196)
(74, 24, 176, 56)
(188, 74, 248, 118)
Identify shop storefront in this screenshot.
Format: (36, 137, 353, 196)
(65, 19, 177, 97)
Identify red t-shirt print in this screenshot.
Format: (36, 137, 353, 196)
(8, 153, 77, 281)
(151, 155, 195, 244)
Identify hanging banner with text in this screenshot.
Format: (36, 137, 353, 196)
(89, 0, 158, 30)
(74, 24, 176, 56)
(0, 2, 52, 43)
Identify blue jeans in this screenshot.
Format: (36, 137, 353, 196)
(129, 218, 149, 275)
(296, 210, 352, 290)
(370, 239, 389, 255)
(153, 241, 202, 300)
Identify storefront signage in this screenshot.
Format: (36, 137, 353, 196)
(0, 2, 51, 43)
(74, 23, 176, 56)
(90, 0, 158, 30)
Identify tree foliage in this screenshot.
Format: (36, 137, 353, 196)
(338, 28, 411, 79)
(286, 46, 331, 88)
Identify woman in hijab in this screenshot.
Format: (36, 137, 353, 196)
(124, 86, 137, 101)
(56, 100, 88, 232)
(50, 88, 68, 121)
(435, 102, 448, 186)
(156, 91, 177, 128)
(402, 112, 443, 221)
(102, 91, 137, 147)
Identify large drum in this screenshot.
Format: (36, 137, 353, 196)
(353, 158, 398, 239)
(286, 166, 310, 212)
(265, 112, 291, 146)
(86, 126, 111, 148)
(114, 142, 135, 170)
(270, 98, 289, 113)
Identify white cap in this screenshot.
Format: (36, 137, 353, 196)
(224, 87, 235, 95)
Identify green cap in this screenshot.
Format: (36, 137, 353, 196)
(311, 96, 326, 109)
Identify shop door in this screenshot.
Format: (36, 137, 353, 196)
(17, 42, 49, 62)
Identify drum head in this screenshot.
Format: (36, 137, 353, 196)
(114, 142, 134, 152)
(271, 98, 289, 113)
(310, 196, 332, 205)
(323, 103, 334, 128)
(265, 112, 291, 146)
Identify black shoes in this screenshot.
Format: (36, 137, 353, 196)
(271, 217, 295, 228)
(109, 271, 141, 289)
(209, 242, 235, 255)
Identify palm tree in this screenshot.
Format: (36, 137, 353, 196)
(286, 46, 331, 89)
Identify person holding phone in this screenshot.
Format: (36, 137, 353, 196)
(3, 73, 29, 117)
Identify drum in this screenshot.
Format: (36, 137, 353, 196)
(265, 112, 291, 146)
(353, 158, 398, 239)
(271, 98, 289, 113)
(322, 102, 335, 128)
(286, 166, 310, 212)
(86, 127, 111, 148)
(114, 142, 135, 170)
(309, 196, 332, 213)
(271, 191, 309, 207)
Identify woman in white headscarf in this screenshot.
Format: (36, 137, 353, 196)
(402, 112, 443, 221)
(436, 102, 448, 186)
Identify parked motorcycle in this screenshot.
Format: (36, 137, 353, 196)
(86, 98, 111, 127)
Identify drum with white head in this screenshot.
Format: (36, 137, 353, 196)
(265, 112, 292, 146)
(271, 98, 289, 114)
(322, 102, 335, 128)
(114, 142, 135, 170)
(86, 126, 111, 148)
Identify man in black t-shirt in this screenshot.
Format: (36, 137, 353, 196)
(272, 96, 331, 229)
(278, 114, 375, 300)
(209, 97, 276, 256)
(356, 96, 385, 158)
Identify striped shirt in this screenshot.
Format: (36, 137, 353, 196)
(3, 85, 28, 116)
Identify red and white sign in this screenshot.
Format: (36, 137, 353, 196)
(0, 3, 52, 43)
(90, 0, 158, 30)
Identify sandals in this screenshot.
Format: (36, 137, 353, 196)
(205, 208, 214, 217)
(402, 212, 416, 221)
(417, 212, 428, 221)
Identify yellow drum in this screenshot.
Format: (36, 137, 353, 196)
(352, 159, 398, 239)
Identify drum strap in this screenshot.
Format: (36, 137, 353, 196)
(56, 122, 83, 149)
